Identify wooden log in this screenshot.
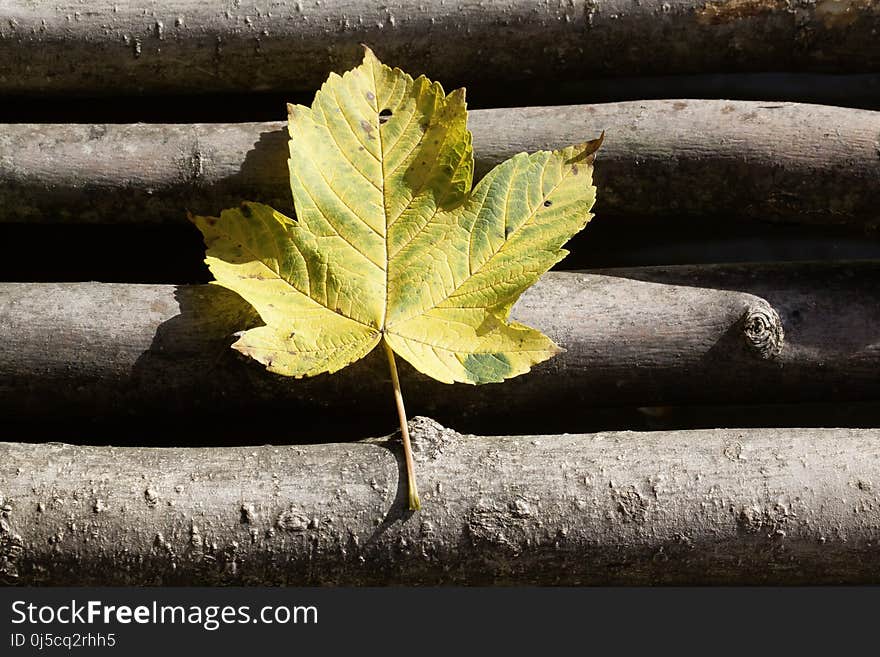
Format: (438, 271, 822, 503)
(0, 1, 878, 97)
(3, 100, 880, 227)
(2, 263, 878, 435)
(3, 420, 880, 585)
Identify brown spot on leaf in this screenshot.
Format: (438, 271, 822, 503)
(366, 90, 376, 102)
(721, 104, 736, 114)
(673, 101, 688, 110)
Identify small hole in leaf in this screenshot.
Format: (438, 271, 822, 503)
(379, 109, 393, 124)
(543, 200, 553, 207)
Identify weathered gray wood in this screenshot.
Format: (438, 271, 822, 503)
(3, 420, 880, 585)
(3, 101, 879, 227)
(0, 1, 877, 97)
(2, 264, 878, 433)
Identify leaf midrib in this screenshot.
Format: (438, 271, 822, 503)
(366, 56, 393, 335)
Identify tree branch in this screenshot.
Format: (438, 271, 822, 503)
(2, 101, 880, 226)
(3, 420, 880, 585)
(0, 1, 877, 96)
(2, 264, 879, 433)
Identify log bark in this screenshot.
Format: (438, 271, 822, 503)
(3, 101, 879, 227)
(3, 420, 880, 585)
(2, 263, 879, 434)
(0, 1, 877, 97)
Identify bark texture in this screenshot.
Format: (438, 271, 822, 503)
(3, 101, 880, 227)
(3, 419, 880, 585)
(2, 263, 878, 433)
(0, 0, 878, 96)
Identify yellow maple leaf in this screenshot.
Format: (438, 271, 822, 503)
(192, 48, 601, 510)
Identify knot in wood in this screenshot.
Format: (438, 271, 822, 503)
(740, 304, 783, 359)
(408, 416, 455, 461)
(276, 506, 311, 533)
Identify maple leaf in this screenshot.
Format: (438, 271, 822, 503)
(192, 48, 601, 510)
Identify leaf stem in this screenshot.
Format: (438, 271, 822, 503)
(382, 337, 421, 511)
